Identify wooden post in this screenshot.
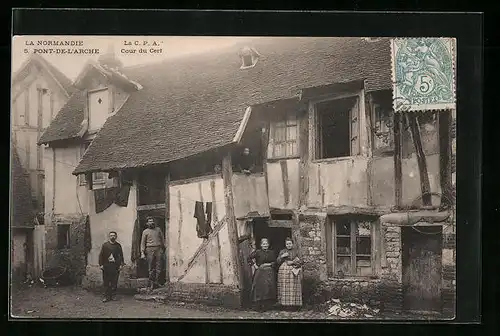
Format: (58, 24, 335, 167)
(164, 173, 170, 283)
(210, 179, 224, 283)
(298, 106, 309, 208)
(407, 113, 432, 207)
(438, 111, 452, 209)
(222, 153, 243, 292)
(393, 112, 403, 208)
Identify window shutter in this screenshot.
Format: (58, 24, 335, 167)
(350, 99, 360, 156)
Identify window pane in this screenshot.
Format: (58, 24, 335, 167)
(287, 142, 297, 157)
(336, 237, 351, 254)
(356, 236, 371, 255)
(336, 221, 350, 236)
(336, 256, 352, 275)
(356, 256, 372, 276)
(356, 222, 371, 236)
(274, 125, 285, 142)
(286, 125, 297, 141)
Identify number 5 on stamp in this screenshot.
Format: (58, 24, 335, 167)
(391, 37, 456, 112)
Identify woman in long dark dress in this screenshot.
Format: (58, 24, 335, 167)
(276, 237, 303, 310)
(247, 237, 277, 311)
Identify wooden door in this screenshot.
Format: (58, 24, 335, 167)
(238, 235, 254, 307)
(402, 226, 443, 313)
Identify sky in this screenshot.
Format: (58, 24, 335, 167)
(12, 36, 256, 81)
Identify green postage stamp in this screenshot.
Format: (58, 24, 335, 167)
(391, 38, 456, 112)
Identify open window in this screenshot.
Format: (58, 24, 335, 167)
(315, 96, 360, 160)
(57, 224, 71, 250)
(268, 112, 298, 159)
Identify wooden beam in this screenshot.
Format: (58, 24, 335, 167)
(136, 203, 166, 211)
(393, 112, 403, 208)
(407, 113, 432, 207)
(210, 179, 224, 284)
(222, 154, 243, 292)
(164, 173, 170, 283)
(438, 110, 452, 209)
(298, 107, 309, 208)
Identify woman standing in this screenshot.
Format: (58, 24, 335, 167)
(276, 237, 303, 310)
(247, 238, 277, 311)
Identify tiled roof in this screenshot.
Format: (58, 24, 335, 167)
(11, 144, 35, 228)
(38, 90, 87, 144)
(69, 37, 392, 174)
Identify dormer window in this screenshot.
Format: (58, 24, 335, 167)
(240, 47, 260, 69)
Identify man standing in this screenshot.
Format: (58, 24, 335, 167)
(141, 216, 165, 290)
(98, 231, 125, 302)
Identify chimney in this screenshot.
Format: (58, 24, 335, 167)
(98, 44, 123, 69)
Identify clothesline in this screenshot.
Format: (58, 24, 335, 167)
(13, 143, 228, 205)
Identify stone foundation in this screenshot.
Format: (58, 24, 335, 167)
(45, 214, 88, 284)
(151, 282, 241, 308)
(298, 213, 403, 310)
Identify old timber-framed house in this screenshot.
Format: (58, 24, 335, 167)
(40, 38, 456, 315)
(11, 54, 75, 280)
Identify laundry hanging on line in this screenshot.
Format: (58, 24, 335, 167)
(194, 201, 213, 239)
(94, 184, 131, 213)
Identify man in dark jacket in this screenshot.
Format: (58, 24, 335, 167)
(99, 231, 125, 302)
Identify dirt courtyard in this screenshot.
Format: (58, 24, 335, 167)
(10, 285, 329, 320)
(10, 285, 438, 320)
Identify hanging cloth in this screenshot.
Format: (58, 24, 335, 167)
(94, 188, 115, 213)
(205, 202, 213, 236)
(130, 218, 141, 263)
(94, 185, 131, 213)
(115, 184, 131, 207)
(83, 215, 91, 265)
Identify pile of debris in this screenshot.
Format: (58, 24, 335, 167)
(325, 298, 380, 318)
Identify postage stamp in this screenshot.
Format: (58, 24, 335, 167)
(391, 37, 456, 112)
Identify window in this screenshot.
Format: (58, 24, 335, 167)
(331, 218, 375, 277)
(92, 172, 108, 185)
(88, 88, 110, 131)
(57, 224, 71, 249)
(316, 96, 360, 159)
(268, 113, 298, 158)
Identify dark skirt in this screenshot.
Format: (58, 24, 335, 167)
(251, 265, 277, 303)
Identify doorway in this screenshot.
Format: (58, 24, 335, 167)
(136, 209, 167, 284)
(402, 225, 443, 313)
(252, 219, 292, 255)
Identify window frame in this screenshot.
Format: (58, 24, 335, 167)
(328, 217, 379, 278)
(92, 172, 108, 186)
(267, 111, 299, 160)
(311, 91, 362, 162)
(57, 223, 71, 250)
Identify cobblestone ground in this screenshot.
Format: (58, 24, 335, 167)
(10, 285, 439, 320)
